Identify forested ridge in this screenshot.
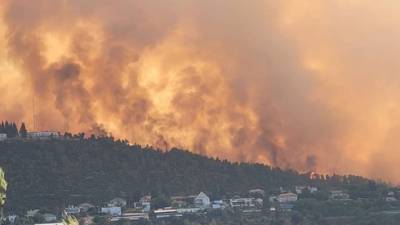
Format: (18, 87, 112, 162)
(0, 137, 381, 213)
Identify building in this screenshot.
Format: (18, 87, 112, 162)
(171, 196, 187, 208)
(277, 192, 298, 203)
(27, 131, 60, 140)
(211, 200, 227, 209)
(386, 191, 397, 202)
(43, 213, 57, 222)
(0, 133, 7, 141)
(65, 206, 80, 215)
(249, 189, 265, 196)
(154, 208, 182, 219)
(295, 186, 318, 194)
(176, 208, 202, 214)
(109, 197, 127, 207)
(78, 203, 95, 213)
(194, 192, 210, 208)
(134, 195, 151, 212)
(330, 190, 350, 200)
(230, 198, 256, 208)
(101, 207, 121, 216)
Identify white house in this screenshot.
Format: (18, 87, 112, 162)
(65, 206, 80, 214)
(101, 207, 122, 216)
(277, 192, 298, 203)
(0, 133, 7, 141)
(109, 197, 127, 207)
(194, 192, 210, 208)
(230, 198, 256, 208)
(28, 131, 60, 140)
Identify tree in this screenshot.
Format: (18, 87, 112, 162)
(63, 215, 79, 225)
(0, 168, 7, 221)
(19, 123, 28, 138)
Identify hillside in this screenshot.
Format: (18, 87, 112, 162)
(0, 137, 381, 213)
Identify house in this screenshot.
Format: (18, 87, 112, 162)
(65, 206, 80, 214)
(386, 191, 397, 202)
(78, 203, 95, 213)
(109, 197, 127, 207)
(249, 189, 265, 196)
(101, 207, 121, 216)
(43, 213, 57, 222)
(194, 192, 210, 208)
(0, 133, 6, 141)
(295, 186, 318, 194)
(134, 195, 151, 212)
(28, 131, 60, 140)
(330, 190, 350, 200)
(269, 195, 278, 203)
(211, 200, 227, 209)
(277, 192, 298, 203)
(154, 208, 182, 219)
(230, 198, 256, 208)
(7, 215, 17, 223)
(171, 196, 187, 208)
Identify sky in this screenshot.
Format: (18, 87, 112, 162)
(1, 0, 400, 183)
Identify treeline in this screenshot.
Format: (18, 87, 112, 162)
(0, 137, 384, 214)
(0, 121, 27, 138)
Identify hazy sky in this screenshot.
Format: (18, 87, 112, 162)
(1, 0, 400, 182)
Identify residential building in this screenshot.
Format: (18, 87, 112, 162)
(65, 206, 80, 215)
(154, 208, 182, 219)
(211, 200, 227, 209)
(78, 203, 95, 213)
(28, 131, 60, 140)
(295, 186, 318, 194)
(230, 198, 256, 208)
(194, 192, 210, 208)
(101, 207, 121, 216)
(330, 190, 350, 200)
(176, 208, 202, 214)
(386, 191, 397, 202)
(109, 197, 127, 207)
(249, 189, 265, 196)
(277, 192, 298, 203)
(43, 213, 57, 222)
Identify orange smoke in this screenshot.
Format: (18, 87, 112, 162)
(1, 0, 400, 183)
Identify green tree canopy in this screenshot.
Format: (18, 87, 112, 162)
(0, 168, 6, 206)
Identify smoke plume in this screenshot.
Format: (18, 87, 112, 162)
(1, 0, 400, 182)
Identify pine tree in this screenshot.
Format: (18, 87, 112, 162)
(11, 122, 18, 138)
(19, 123, 28, 138)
